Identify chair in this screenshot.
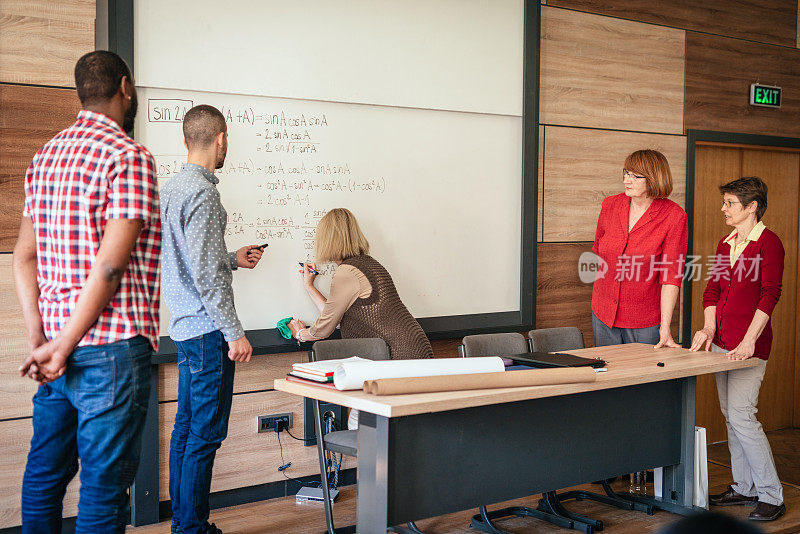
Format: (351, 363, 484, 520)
(457, 332, 528, 358)
(459, 332, 590, 534)
(527, 327, 585, 354)
(528, 328, 654, 531)
(309, 338, 424, 534)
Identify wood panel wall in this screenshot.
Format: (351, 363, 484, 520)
(685, 32, 800, 139)
(0, 85, 82, 251)
(541, 126, 686, 242)
(158, 391, 357, 498)
(0, 256, 38, 420)
(538, 125, 544, 241)
(0, 0, 94, 86)
(537, 243, 595, 347)
(540, 7, 685, 134)
(0, 418, 79, 528)
(158, 353, 300, 402)
(547, 0, 799, 47)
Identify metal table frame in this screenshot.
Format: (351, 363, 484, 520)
(353, 377, 698, 532)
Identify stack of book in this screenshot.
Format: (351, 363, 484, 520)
(289, 356, 369, 384)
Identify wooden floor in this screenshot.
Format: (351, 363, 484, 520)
(130, 431, 800, 533)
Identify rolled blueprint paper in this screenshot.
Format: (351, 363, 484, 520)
(363, 367, 597, 395)
(332, 357, 505, 390)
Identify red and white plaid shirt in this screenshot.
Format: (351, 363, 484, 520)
(23, 110, 161, 349)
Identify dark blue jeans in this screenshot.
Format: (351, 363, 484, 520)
(21, 335, 152, 534)
(169, 330, 234, 533)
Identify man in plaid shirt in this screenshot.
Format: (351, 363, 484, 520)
(12, 50, 160, 533)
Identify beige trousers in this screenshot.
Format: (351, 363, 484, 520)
(712, 344, 783, 505)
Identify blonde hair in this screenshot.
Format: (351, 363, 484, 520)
(624, 149, 673, 199)
(315, 208, 370, 262)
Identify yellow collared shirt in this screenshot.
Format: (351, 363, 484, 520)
(723, 220, 766, 267)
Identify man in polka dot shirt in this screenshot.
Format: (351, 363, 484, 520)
(160, 105, 264, 534)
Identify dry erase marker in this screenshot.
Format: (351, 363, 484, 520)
(247, 244, 267, 259)
(247, 243, 269, 254)
(299, 262, 320, 275)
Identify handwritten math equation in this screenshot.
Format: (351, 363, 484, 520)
(225, 210, 335, 264)
(148, 98, 388, 247)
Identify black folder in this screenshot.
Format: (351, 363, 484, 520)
(509, 352, 606, 369)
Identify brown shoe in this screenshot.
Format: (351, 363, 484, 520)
(749, 501, 786, 521)
(709, 485, 759, 506)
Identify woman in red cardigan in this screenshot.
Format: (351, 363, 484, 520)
(591, 149, 688, 349)
(691, 176, 785, 521)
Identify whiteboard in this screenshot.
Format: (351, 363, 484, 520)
(136, 87, 522, 334)
(134, 0, 524, 116)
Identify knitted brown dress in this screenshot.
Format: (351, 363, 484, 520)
(339, 255, 433, 359)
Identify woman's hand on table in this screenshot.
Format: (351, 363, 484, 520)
(654, 326, 681, 349)
(690, 327, 715, 352)
(726, 338, 756, 360)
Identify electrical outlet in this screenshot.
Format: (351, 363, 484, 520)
(257, 412, 293, 433)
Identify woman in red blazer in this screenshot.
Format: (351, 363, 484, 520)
(591, 150, 688, 349)
(691, 176, 785, 521)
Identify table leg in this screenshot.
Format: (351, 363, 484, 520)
(131, 364, 160, 526)
(312, 399, 338, 534)
(357, 411, 390, 532)
(621, 376, 699, 516)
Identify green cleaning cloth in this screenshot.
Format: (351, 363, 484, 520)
(276, 317, 294, 339)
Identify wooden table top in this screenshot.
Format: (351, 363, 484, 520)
(273, 343, 758, 418)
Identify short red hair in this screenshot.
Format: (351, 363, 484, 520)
(624, 149, 673, 199)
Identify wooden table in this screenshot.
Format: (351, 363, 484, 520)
(274, 343, 757, 533)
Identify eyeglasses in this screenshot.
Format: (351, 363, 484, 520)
(623, 169, 647, 181)
(721, 200, 742, 208)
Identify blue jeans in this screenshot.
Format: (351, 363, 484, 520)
(169, 330, 235, 533)
(592, 312, 660, 347)
(21, 335, 152, 534)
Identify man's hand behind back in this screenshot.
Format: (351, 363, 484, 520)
(19, 337, 73, 384)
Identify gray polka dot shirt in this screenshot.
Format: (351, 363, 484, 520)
(160, 163, 244, 342)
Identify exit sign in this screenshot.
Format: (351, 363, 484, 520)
(750, 84, 781, 108)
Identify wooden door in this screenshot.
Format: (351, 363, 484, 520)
(693, 143, 799, 443)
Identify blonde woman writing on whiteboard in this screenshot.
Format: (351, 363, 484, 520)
(288, 208, 433, 360)
(288, 208, 433, 429)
